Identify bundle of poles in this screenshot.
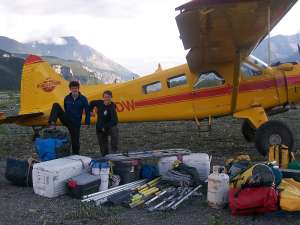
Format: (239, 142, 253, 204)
(82, 179, 149, 204)
(81, 177, 202, 210)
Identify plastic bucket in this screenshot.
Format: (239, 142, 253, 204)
(113, 160, 141, 184)
(99, 167, 110, 191)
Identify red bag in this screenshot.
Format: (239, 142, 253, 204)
(229, 186, 278, 216)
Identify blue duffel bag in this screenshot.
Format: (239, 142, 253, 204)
(35, 129, 71, 161)
(35, 138, 70, 161)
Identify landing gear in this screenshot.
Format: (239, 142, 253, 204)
(255, 120, 294, 156)
(241, 120, 256, 142)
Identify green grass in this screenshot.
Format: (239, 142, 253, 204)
(0, 126, 7, 135)
(64, 202, 125, 223)
(208, 215, 225, 225)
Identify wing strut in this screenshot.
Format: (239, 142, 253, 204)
(231, 51, 241, 113)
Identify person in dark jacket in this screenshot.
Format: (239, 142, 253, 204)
(90, 90, 119, 156)
(48, 81, 90, 154)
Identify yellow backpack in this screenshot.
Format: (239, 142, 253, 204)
(230, 164, 275, 188)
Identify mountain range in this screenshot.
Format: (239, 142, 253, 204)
(0, 36, 138, 90)
(0, 33, 300, 91)
(253, 33, 300, 63)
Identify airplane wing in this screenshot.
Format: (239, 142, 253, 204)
(0, 112, 44, 125)
(175, 0, 298, 73)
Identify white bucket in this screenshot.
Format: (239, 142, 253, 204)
(99, 167, 110, 191)
(90, 160, 101, 176)
(92, 167, 101, 176)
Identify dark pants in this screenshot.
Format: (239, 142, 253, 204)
(96, 126, 119, 156)
(48, 103, 81, 155)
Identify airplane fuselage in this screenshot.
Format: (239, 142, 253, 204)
(18, 56, 300, 127)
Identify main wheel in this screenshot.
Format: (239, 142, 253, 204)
(255, 120, 294, 156)
(241, 120, 256, 142)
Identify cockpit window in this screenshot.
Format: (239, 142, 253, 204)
(143, 81, 161, 94)
(241, 62, 262, 77)
(193, 71, 225, 89)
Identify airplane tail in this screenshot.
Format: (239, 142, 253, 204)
(19, 55, 69, 115)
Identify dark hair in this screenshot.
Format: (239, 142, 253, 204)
(69, 80, 80, 88)
(103, 90, 112, 97)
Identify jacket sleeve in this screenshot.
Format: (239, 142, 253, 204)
(83, 97, 90, 125)
(89, 100, 97, 111)
(63, 96, 68, 111)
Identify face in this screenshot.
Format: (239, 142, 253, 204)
(70, 86, 79, 95)
(103, 93, 112, 105)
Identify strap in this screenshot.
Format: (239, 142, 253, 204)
(26, 157, 39, 186)
(279, 145, 282, 167)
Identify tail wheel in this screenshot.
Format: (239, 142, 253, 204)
(241, 120, 256, 142)
(255, 120, 294, 156)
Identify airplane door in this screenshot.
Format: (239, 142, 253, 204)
(191, 71, 231, 118)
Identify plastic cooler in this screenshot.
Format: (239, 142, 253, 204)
(32, 155, 91, 198)
(158, 153, 210, 181)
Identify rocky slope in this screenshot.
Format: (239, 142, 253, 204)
(0, 36, 137, 88)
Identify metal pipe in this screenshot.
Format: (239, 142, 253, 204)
(91, 181, 146, 200)
(93, 182, 144, 205)
(86, 185, 138, 204)
(148, 193, 177, 212)
(163, 187, 189, 210)
(83, 184, 140, 202)
(144, 188, 171, 206)
(83, 180, 146, 199)
(83, 179, 147, 199)
(82, 180, 147, 202)
(171, 184, 202, 210)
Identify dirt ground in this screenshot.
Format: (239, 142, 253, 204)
(1, 108, 300, 225)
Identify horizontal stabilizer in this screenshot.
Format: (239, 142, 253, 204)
(0, 112, 44, 125)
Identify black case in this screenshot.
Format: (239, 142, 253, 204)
(67, 173, 101, 199)
(5, 158, 37, 187)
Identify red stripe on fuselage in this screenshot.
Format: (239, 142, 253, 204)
(287, 75, 300, 85)
(135, 85, 232, 108)
(134, 75, 300, 108)
(239, 79, 276, 92)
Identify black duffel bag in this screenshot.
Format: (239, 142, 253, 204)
(5, 158, 38, 187)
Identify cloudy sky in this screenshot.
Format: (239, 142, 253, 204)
(1, 0, 300, 74)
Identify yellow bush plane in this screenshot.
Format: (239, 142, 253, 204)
(0, 0, 299, 155)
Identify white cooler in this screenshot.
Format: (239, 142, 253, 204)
(158, 153, 210, 181)
(32, 155, 91, 198)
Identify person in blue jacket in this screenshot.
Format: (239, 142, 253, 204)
(48, 81, 90, 154)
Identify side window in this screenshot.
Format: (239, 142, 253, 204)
(143, 81, 162, 94)
(193, 71, 225, 89)
(241, 62, 262, 77)
(167, 74, 187, 88)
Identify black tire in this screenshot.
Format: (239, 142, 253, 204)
(255, 120, 294, 156)
(241, 120, 256, 142)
